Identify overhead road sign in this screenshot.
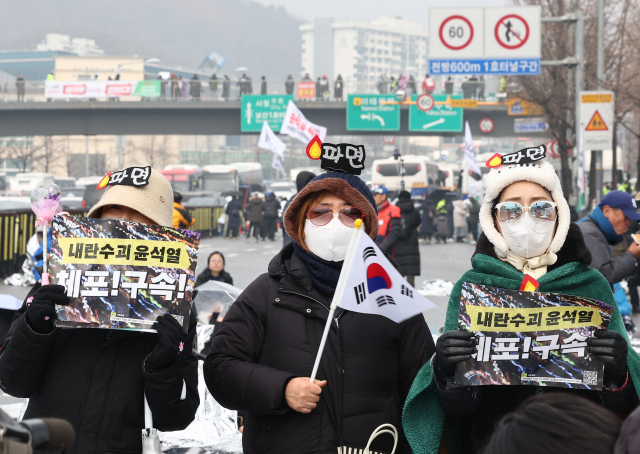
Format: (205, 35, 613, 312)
(409, 94, 463, 133)
(514, 117, 549, 133)
(451, 98, 478, 108)
(508, 97, 544, 116)
(429, 6, 541, 75)
(580, 91, 614, 150)
(347, 94, 400, 131)
(241, 94, 293, 132)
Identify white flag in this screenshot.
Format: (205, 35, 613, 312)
(271, 154, 287, 179)
(464, 121, 482, 176)
(279, 100, 327, 144)
(258, 121, 286, 159)
(333, 227, 437, 323)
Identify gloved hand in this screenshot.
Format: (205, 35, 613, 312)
(434, 330, 476, 377)
(145, 314, 187, 372)
(25, 285, 67, 334)
(587, 329, 628, 386)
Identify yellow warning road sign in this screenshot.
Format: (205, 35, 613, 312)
(585, 110, 608, 131)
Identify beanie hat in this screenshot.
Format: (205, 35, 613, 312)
(284, 172, 378, 245)
(479, 158, 571, 258)
(295, 171, 316, 192)
(88, 168, 174, 227)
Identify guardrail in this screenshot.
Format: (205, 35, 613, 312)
(0, 206, 224, 278)
(0, 79, 498, 103)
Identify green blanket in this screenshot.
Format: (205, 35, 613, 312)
(402, 254, 640, 454)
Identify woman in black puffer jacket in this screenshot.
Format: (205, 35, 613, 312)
(394, 191, 422, 286)
(204, 172, 435, 454)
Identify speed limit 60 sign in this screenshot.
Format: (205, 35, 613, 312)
(429, 8, 483, 58)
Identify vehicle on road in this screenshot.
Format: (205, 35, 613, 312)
(371, 155, 442, 198)
(267, 181, 296, 200)
(202, 165, 240, 193)
(229, 162, 264, 193)
(54, 177, 76, 189)
(160, 165, 204, 193)
(9, 173, 55, 192)
(60, 187, 85, 210)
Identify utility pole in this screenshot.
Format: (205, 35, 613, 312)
(594, 0, 605, 202)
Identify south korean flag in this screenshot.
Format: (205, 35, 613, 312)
(334, 226, 437, 323)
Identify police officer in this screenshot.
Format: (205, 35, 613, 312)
(371, 185, 402, 256)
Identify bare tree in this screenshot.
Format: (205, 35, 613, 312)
(34, 136, 61, 173)
(0, 137, 43, 173)
(135, 135, 164, 168)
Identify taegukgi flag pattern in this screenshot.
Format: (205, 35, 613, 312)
(335, 227, 437, 323)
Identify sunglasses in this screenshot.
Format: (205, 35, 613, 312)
(307, 205, 365, 227)
(495, 201, 558, 223)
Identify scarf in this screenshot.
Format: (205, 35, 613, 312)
(585, 206, 623, 245)
(500, 250, 558, 279)
(293, 243, 342, 295)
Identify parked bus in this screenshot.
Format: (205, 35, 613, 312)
(371, 155, 441, 197)
(160, 165, 203, 193)
(229, 162, 265, 193)
(202, 165, 240, 193)
(10, 172, 55, 192)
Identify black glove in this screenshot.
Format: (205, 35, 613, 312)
(25, 285, 67, 334)
(145, 314, 187, 372)
(587, 329, 628, 386)
(434, 330, 476, 377)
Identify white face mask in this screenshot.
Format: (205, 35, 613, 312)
(498, 213, 555, 259)
(304, 217, 355, 262)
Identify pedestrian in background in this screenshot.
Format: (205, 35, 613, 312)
(195, 251, 234, 287)
(578, 191, 640, 285)
(171, 73, 179, 101)
(334, 74, 343, 101)
(225, 195, 243, 238)
(261, 192, 279, 241)
(434, 199, 449, 243)
(260, 76, 267, 95)
(172, 191, 195, 229)
(222, 75, 230, 100)
(372, 185, 402, 256)
(467, 196, 480, 241)
(315, 77, 322, 101)
(189, 74, 201, 101)
(419, 195, 435, 243)
(285, 74, 294, 95)
(209, 74, 218, 99)
(421, 74, 435, 94)
(377, 74, 388, 94)
(204, 172, 435, 454)
(0, 169, 199, 452)
(404, 154, 639, 454)
(15, 74, 25, 102)
(407, 75, 416, 94)
(395, 191, 421, 286)
(246, 192, 264, 242)
(453, 198, 469, 242)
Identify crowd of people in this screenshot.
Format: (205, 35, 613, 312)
(3, 151, 640, 454)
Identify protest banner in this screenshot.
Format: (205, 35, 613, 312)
(49, 216, 200, 331)
(280, 100, 327, 143)
(455, 283, 614, 390)
(45, 80, 161, 99)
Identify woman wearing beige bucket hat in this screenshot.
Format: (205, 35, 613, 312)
(0, 167, 199, 453)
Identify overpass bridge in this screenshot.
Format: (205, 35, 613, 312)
(0, 101, 549, 138)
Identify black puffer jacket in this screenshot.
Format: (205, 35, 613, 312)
(204, 243, 435, 454)
(394, 198, 421, 276)
(0, 284, 199, 454)
(263, 196, 280, 218)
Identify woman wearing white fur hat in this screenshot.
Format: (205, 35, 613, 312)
(402, 145, 640, 454)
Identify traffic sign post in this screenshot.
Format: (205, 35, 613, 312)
(580, 91, 613, 150)
(409, 94, 463, 133)
(417, 94, 435, 111)
(241, 94, 293, 132)
(346, 94, 400, 131)
(479, 118, 494, 133)
(429, 6, 541, 75)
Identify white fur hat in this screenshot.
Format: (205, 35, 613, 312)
(479, 153, 570, 258)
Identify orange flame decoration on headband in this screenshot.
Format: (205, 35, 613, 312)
(97, 172, 112, 190)
(486, 153, 503, 168)
(306, 135, 322, 160)
(520, 275, 540, 292)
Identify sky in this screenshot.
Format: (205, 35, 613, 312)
(253, 0, 508, 32)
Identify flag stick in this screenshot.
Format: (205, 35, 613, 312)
(41, 225, 50, 285)
(310, 219, 364, 383)
(242, 146, 259, 208)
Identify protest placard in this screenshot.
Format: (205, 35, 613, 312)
(49, 216, 200, 331)
(455, 283, 614, 390)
